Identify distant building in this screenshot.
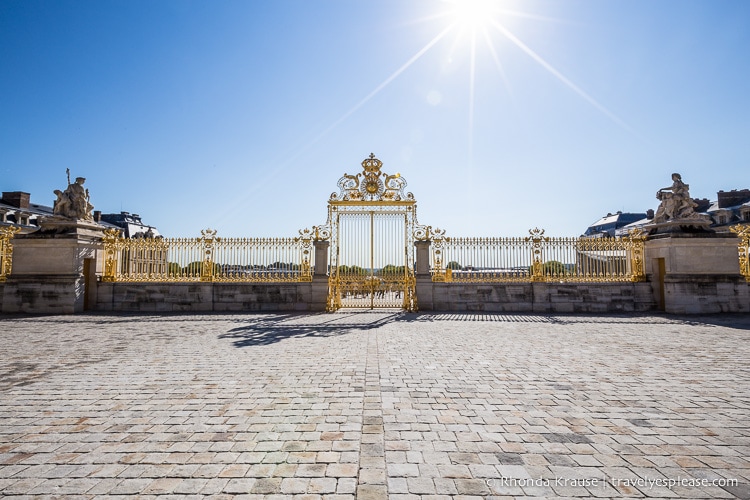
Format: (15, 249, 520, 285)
(0, 191, 57, 233)
(584, 211, 650, 238)
(0, 190, 159, 237)
(98, 211, 160, 238)
(707, 189, 750, 230)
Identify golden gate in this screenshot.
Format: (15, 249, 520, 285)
(320, 154, 419, 311)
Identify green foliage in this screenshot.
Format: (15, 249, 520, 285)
(338, 265, 367, 276)
(167, 262, 182, 276)
(183, 261, 202, 276)
(379, 264, 405, 275)
(543, 260, 568, 274)
(446, 261, 462, 270)
(529, 260, 569, 275)
(182, 261, 221, 276)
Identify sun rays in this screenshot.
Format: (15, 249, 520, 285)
(226, 1, 632, 212)
(321, 1, 631, 159)
(437, 0, 634, 168)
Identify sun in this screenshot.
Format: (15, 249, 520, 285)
(445, 0, 502, 31)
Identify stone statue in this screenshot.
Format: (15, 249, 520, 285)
(653, 173, 702, 223)
(53, 169, 94, 221)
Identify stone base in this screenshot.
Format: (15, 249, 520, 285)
(3, 225, 104, 313)
(644, 232, 747, 313)
(310, 276, 330, 312)
(663, 274, 749, 314)
(415, 276, 433, 311)
(11, 232, 102, 277)
(96, 282, 314, 312)
(3, 274, 84, 314)
(33, 216, 106, 238)
(645, 233, 741, 275)
(419, 281, 656, 313)
(645, 218, 713, 236)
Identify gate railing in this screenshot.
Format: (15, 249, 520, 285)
(731, 225, 750, 281)
(0, 226, 21, 282)
(102, 228, 315, 283)
(429, 227, 647, 283)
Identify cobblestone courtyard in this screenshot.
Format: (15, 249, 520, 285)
(0, 312, 749, 499)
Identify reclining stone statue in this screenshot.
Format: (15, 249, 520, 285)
(653, 173, 703, 223)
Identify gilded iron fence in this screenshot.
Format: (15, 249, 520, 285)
(731, 225, 750, 281)
(429, 227, 646, 283)
(0, 226, 21, 281)
(102, 228, 315, 282)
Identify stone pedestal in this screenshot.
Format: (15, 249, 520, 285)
(414, 241, 433, 310)
(2, 220, 105, 314)
(311, 240, 330, 311)
(645, 233, 749, 314)
(645, 217, 713, 236)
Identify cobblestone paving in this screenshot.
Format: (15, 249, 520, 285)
(0, 312, 749, 499)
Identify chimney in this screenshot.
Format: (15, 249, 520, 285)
(717, 189, 750, 209)
(94, 210, 102, 222)
(693, 198, 711, 213)
(1, 191, 30, 209)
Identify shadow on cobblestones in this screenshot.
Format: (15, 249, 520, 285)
(400, 312, 750, 330)
(0, 358, 108, 391)
(220, 311, 402, 347)
(218, 312, 750, 349)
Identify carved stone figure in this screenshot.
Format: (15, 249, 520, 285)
(653, 173, 702, 223)
(53, 169, 94, 221)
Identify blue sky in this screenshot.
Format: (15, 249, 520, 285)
(1, 0, 748, 237)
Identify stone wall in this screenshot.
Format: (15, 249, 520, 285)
(5, 275, 747, 315)
(421, 282, 657, 313)
(96, 282, 319, 313)
(662, 275, 749, 314)
(2, 275, 85, 315)
(93, 280, 661, 314)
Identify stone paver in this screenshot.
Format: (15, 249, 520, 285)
(1, 312, 749, 498)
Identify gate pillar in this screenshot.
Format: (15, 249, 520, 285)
(313, 240, 329, 277)
(415, 240, 433, 311)
(311, 240, 330, 311)
(415, 240, 431, 277)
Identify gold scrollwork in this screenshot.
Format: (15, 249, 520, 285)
(294, 228, 315, 282)
(413, 224, 431, 241)
(198, 228, 221, 282)
(429, 228, 450, 282)
(331, 154, 413, 202)
(624, 228, 647, 282)
(730, 224, 750, 282)
(312, 225, 331, 241)
(101, 228, 123, 282)
(525, 227, 549, 282)
(0, 226, 22, 281)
